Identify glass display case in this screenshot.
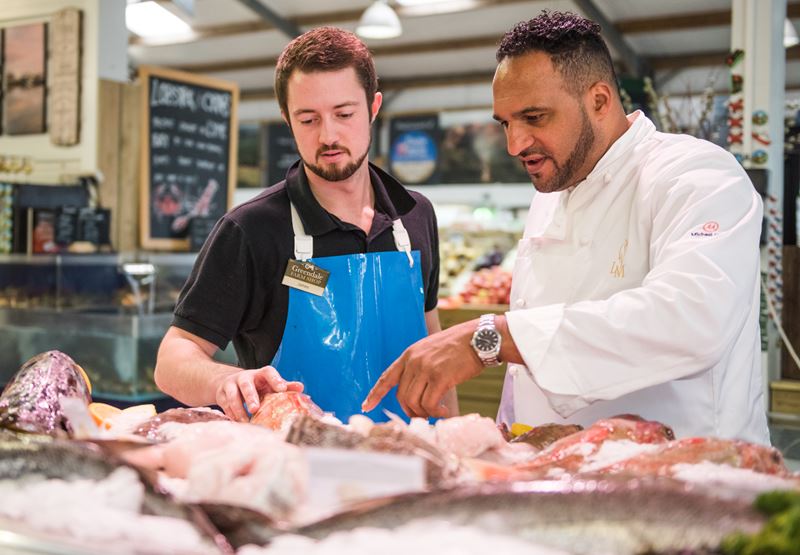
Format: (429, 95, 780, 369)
(0, 253, 236, 401)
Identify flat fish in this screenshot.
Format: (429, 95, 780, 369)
(0, 351, 92, 436)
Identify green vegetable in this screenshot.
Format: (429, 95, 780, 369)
(721, 490, 800, 555)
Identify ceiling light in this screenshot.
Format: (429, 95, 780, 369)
(357, 0, 402, 40)
(785, 18, 799, 48)
(395, 0, 451, 5)
(126, 0, 192, 40)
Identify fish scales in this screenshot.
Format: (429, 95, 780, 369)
(294, 478, 766, 555)
(0, 351, 91, 436)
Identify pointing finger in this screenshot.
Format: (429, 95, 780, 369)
(362, 359, 404, 412)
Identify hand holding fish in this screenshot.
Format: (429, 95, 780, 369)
(214, 366, 303, 422)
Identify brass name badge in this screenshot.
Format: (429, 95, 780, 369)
(282, 259, 330, 296)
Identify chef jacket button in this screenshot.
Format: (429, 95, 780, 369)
(509, 366, 519, 378)
(515, 298, 526, 308)
(579, 237, 591, 247)
(604, 172, 612, 184)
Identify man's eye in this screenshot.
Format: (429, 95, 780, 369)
(338, 113, 354, 119)
(526, 115, 542, 123)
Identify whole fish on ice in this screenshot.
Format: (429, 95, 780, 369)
(0, 351, 91, 436)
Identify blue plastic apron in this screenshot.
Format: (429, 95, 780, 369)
(270, 202, 427, 422)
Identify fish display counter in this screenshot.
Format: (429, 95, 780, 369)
(1, 350, 800, 555)
(0, 253, 235, 402)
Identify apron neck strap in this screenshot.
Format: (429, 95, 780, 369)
(290, 203, 313, 261)
(290, 202, 413, 267)
(392, 218, 414, 268)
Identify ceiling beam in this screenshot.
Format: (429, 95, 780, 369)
(173, 34, 501, 74)
(132, 0, 531, 46)
(618, 2, 800, 34)
(240, 70, 496, 101)
(571, 0, 650, 77)
(232, 0, 301, 39)
(651, 45, 800, 71)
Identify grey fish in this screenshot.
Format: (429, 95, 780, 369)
(0, 351, 91, 436)
(0, 436, 234, 553)
(293, 477, 766, 555)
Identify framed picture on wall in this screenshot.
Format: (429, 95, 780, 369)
(2, 22, 47, 135)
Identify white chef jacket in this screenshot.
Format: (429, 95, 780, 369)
(497, 111, 770, 445)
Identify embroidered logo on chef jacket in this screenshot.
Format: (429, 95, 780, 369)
(610, 239, 629, 278)
(689, 221, 720, 238)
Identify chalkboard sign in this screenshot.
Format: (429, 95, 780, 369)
(139, 65, 239, 250)
(55, 206, 79, 247)
(78, 207, 110, 246)
(266, 122, 298, 186)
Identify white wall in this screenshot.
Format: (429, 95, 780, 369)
(0, 0, 127, 184)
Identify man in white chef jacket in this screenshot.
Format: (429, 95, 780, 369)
(365, 10, 770, 444)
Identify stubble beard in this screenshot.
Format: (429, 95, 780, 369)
(528, 107, 595, 193)
(303, 140, 371, 182)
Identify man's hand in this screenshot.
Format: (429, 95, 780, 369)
(214, 366, 303, 422)
(362, 320, 484, 418)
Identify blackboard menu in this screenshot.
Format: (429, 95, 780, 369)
(78, 208, 110, 246)
(140, 66, 239, 250)
(266, 122, 298, 186)
(55, 206, 79, 247)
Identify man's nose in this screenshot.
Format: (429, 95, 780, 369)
(506, 123, 533, 157)
(319, 117, 339, 145)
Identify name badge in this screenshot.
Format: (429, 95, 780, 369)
(282, 259, 330, 296)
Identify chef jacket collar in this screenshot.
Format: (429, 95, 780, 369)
(284, 159, 417, 236)
(584, 110, 656, 183)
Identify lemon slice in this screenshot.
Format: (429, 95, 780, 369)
(89, 402, 122, 430)
(510, 422, 533, 437)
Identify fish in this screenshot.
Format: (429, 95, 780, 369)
(133, 407, 231, 442)
(597, 437, 790, 477)
(0, 435, 235, 553)
(512, 416, 675, 477)
(0, 351, 92, 436)
(510, 423, 585, 450)
(251, 391, 324, 431)
(292, 477, 767, 555)
(286, 415, 460, 486)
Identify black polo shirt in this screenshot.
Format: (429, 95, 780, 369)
(172, 160, 440, 369)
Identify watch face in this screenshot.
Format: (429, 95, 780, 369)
(474, 329, 499, 352)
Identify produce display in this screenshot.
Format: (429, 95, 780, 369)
(451, 265, 512, 306)
(438, 228, 517, 299)
(1, 350, 799, 555)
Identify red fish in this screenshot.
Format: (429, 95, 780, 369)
(514, 416, 674, 476)
(597, 437, 789, 477)
(250, 391, 324, 430)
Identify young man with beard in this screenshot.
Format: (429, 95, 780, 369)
(155, 27, 456, 422)
(365, 11, 769, 444)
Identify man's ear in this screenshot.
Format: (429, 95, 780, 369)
(281, 111, 291, 129)
(587, 81, 614, 117)
(370, 92, 383, 123)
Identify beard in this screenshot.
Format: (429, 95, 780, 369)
(523, 107, 596, 193)
(302, 140, 371, 182)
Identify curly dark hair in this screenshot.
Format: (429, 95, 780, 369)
(496, 11, 618, 97)
(275, 27, 378, 118)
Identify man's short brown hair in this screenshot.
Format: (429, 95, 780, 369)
(275, 27, 378, 117)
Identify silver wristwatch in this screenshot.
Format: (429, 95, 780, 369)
(471, 314, 502, 367)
